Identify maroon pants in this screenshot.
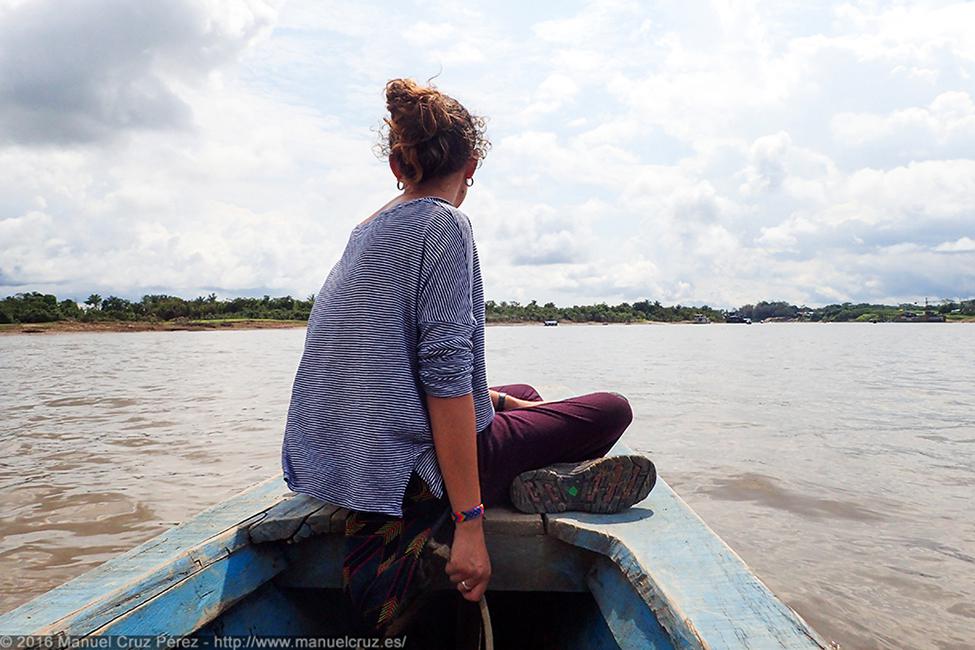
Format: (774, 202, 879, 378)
(341, 385, 632, 634)
(477, 384, 634, 508)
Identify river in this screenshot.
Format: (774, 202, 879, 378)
(1, 323, 973, 649)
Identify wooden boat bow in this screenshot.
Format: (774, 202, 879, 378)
(0, 444, 829, 649)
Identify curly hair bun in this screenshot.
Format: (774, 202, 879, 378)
(381, 78, 489, 186)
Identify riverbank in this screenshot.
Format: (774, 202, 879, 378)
(2, 319, 641, 335)
(4, 316, 973, 336)
(0, 319, 308, 335)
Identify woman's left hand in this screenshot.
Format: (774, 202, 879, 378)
(506, 395, 549, 410)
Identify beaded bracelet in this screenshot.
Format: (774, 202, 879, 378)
(453, 503, 485, 524)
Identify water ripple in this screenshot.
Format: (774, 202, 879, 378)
(1, 324, 974, 649)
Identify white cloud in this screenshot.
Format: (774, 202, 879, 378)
(1, 0, 974, 307)
(831, 91, 975, 165)
(0, 0, 280, 145)
(526, 74, 580, 115)
(833, 92, 975, 144)
(845, 160, 975, 224)
(935, 236, 975, 253)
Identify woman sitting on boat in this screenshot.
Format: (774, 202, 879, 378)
(280, 78, 656, 635)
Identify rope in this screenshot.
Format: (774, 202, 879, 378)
(426, 539, 494, 650)
(478, 597, 494, 650)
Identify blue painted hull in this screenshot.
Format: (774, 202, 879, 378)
(0, 445, 828, 649)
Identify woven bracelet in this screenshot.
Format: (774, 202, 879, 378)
(453, 503, 485, 524)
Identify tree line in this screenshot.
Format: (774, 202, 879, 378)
(487, 299, 975, 323)
(484, 300, 728, 323)
(0, 292, 314, 324)
(733, 300, 975, 322)
(2, 292, 973, 325)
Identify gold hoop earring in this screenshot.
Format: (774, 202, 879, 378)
(465, 177, 474, 187)
(397, 180, 405, 191)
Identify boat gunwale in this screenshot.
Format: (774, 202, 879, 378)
(548, 443, 829, 649)
(2, 445, 829, 649)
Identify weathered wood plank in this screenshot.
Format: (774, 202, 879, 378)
(547, 443, 829, 650)
(485, 505, 544, 536)
(247, 493, 335, 544)
(195, 582, 338, 637)
(262, 499, 542, 539)
(91, 544, 286, 635)
(587, 556, 675, 650)
(328, 506, 348, 534)
(485, 535, 592, 591)
(0, 476, 292, 635)
(289, 503, 342, 543)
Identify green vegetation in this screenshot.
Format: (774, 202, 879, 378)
(484, 300, 726, 323)
(486, 299, 974, 323)
(1, 292, 973, 326)
(0, 292, 84, 324)
(0, 292, 314, 325)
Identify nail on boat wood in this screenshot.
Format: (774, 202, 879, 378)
(0, 443, 829, 649)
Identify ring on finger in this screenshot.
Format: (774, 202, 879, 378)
(460, 579, 471, 591)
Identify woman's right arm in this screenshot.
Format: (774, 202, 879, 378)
(426, 393, 491, 602)
(416, 210, 492, 601)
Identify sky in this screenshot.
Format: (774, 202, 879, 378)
(0, 0, 973, 308)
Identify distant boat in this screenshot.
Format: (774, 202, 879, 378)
(693, 314, 710, 324)
(0, 443, 828, 649)
(544, 320, 558, 326)
(725, 313, 751, 325)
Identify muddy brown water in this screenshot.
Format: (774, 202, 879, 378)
(1, 324, 973, 649)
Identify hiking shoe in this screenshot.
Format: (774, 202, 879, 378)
(509, 455, 657, 514)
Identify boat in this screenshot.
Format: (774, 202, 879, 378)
(692, 314, 710, 324)
(543, 320, 558, 326)
(725, 313, 752, 325)
(0, 443, 828, 648)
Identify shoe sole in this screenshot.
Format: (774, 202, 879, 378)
(509, 455, 657, 514)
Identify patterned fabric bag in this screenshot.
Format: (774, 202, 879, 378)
(342, 473, 452, 636)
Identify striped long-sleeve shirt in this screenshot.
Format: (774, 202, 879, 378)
(281, 196, 494, 516)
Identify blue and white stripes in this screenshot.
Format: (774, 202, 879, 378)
(281, 197, 493, 516)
